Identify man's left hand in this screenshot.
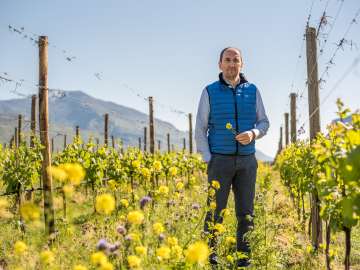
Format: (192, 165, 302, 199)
(236, 131, 255, 145)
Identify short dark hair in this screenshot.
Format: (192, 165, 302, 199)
(219, 47, 242, 63)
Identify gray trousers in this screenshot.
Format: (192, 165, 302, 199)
(204, 153, 258, 255)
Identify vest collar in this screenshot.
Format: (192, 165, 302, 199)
(219, 72, 248, 88)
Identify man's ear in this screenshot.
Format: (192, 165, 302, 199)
(218, 62, 222, 71)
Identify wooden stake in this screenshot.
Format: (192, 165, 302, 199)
(279, 126, 283, 152)
(139, 138, 142, 150)
(39, 36, 55, 239)
(112, 135, 115, 149)
(144, 127, 147, 153)
(64, 134, 67, 150)
(285, 113, 289, 146)
(158, 140, 161, 151)
(183, 138, 186, 152)
(290, 93, 296, 143)
(18, 115, 22, 145)
(76, 126, 80, 136)
(51, 138, 54, 153)
(104, 114, 109, 148)
(306, 26, 323, 248)
(167, 133, 170, 154)
(30, 95, 37, 148)
(14, 128, 18, 148)
(149, 97, 155, 155)
(189, 113, 193, 154)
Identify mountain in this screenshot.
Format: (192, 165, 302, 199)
(255, 150, 273, 162)
(0, 90, 273, 162)
(0, 90, 187, 151)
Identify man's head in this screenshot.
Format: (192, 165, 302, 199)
(218, 47, 243, 82)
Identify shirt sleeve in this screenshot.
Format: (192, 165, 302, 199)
(251, 87, 270, 140)
(194, 88, 211, 163)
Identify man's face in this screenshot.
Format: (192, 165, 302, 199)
(218, 49, 243, 81)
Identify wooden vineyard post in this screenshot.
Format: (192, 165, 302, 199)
(112, 135, 115, 149)
(149, 97, 155, 187)
(51, 138, 54, 153)
(290, 93, 296, 143)
(96, 138, 100, 148)
(279, 126, 283, 153)
(172, 144, 174, 151)
(104, 114, 109, 188)
(183, 138, 186, 152)
(285, 113, 289, 147)
(189, 113, 193, 154)
(30, 95, 37, 148)
(306, 26, 323, 250)
(144, 127, 147, 153)
(158, 140, 161, 151)
(39, 36, 55, 240)
(167, 133, 170, 153)
(121, 141, 124, 155)
(139, 138, 142, 150)
(64, 134, 67, 150)
(104, 114, 109, 149)
(18, 115, 22, 145)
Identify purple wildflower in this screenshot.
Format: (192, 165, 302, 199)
(139, 196, 152, 210)
(117, 225, 126, 235)
(192, 204, 200, 210)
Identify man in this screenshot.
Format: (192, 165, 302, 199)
(195, 47, 269, 268)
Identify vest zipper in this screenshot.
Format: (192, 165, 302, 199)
(231, 88, 239, 155)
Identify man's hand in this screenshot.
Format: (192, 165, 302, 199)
(205, 161, 209, 167)
(236, 131, 255, 145)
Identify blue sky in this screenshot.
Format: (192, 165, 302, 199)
(1, 0, 359, 158)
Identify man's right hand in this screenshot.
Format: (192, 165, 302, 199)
(206, 161, 209, 167)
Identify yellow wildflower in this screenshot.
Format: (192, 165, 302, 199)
(128, 255, 141, 267)
(153, 222, 164, 234)
(167, 237, 178, 246)
(213, 223, 226, 233)
(153, 160, 162, 171)
(48, 166, 67, 182)
(212, 181, 220, 189)
(0, 199, 9, 208)
(96, 194, 115, 214)
(193, 186, 200, 192)
(158, 186, 169, 195)
(73, 265, 88, 270)
(175, 192, 181, 198)
(108, 180, 117, 189)
(127, 211, 144, 225)
(157, 247, 171, 260)
(20, 202, 39, 220)
(209, 188, 216, 196)
(120, 215, 126, 221)
(13, 241, 27, 254)
(226, 255, 233, 262)
(184, 242, 209, 263)
(91, 252, 108, 266)
(221, 209, 230, 216)
(141, 167, 151, 179)
(189, 175, 195, 184)
(40, 250, 54, 265)
(67, 227, 73, 235)
(169, 167, 178, 176)
(135, 246, 147, 256)
(131, 160, 141, 169)
(226, 236, 236, 243)
(176, 182, 184, 190)
(61, 163, 85, 185)
(172, 245, 183, 258)
(226, 123, 232, 130)
(100, 263, 113, 270)
(128, 233, 139, 241)
(210, 202, 216, 208)
(121, 199, 129, 207)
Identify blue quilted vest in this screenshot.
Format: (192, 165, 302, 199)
(207, 80, 256, 155)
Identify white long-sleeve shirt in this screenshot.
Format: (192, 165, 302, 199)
(195, 82, 269, 163)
